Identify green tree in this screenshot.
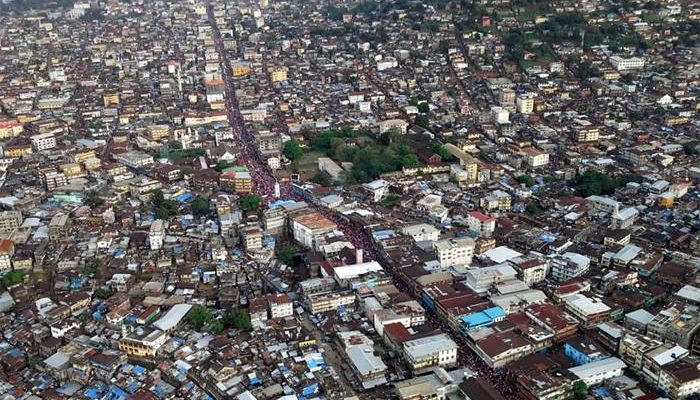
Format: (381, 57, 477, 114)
(417, 102, 430, 113)
(191, 196, 211, 217)
(283, 139, 304, 161)
(683, 141, 699, 155)
(2, 270, 24, 287)
(215, 160, 231, 172)
(415, 115, 430, 129)
(151, 190, 179, 219)
(241, 195, 262, 212)
(573, 380, 587, 399)
(400, 154, 419, 168)
(209, 319, 225, 335)
(431, 143, 454, 161)
(94, 288, 112, 300)
(225, 309, 252, 331)
(310, 171, 332, 186)
(525, 203, 539, 215)
(188, 305, 213, 331)
(277, 245, 296, 266)
(516, 175, 537, 187)
(84, 190, 105, 207)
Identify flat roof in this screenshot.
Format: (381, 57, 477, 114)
(294, 212, 337, 230)
(403, 334, 456, 359)
(676, 285, 700, 303)
(569, 357, 625, 379)
(152, 303, 192, 331)
(482, 246, 523, 263)
(334, 261, 383, 280)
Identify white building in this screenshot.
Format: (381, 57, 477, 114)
(434, 237, 475, 268)
(292, 212, 337, 249)
(403, 334, 458, 371)
(149, 219, 165, 250)
(491, 106, 510, 124)
(267, 293, 294, 319)
(568, 357, 625, 386)
(402, 223, 440, 242)
(378, 119, 408, 134)
(516, 92, 535, 114)
(465, 211, 496, 237)
(609, 56, 645, 71)
(362, 179, 388, 202)
(31, 133, 57, 151)
(550, 252, 590, 282)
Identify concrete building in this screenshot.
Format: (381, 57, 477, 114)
(149, 219, 165, 250)
(403, 334, 458, 371)
(568, 357, 625, 386)
(31, 133, 57, 151)
(292, 212, 337, 249)
(562, 294, 611, 328)
(465, 211, 496, 237)
(434, 237, 475, 268)
(0, 211, 22, 234)
(118, 327, 168, 357)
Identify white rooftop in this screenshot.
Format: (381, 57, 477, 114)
(152, 303, 192, 331)
(482, 246, 523, 263)
(333, 261, 383, 280)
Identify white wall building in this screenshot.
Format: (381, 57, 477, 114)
(149, 219, 165, 250)
(434, 237, 475, 268)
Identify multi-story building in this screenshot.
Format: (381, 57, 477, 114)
(0, 239, 14, 272)
(480, 190, 511, 212)
(118, 327, 168, 357)
(30, 133, 57, 151)
(465, 211, 496, 237)
(0, 211, 22, 234)
(510, 255, 549, 285)
(609, 55, 646, 71)
(658, 359, 700, 399)
(403, 334, 458, 371)
(149, 219, 165, 250)
(48, 214, 70, 241)
(434, 237, 475, 268)
(562, 294, 611, 328)
(549, 252, 590, 282)
(292, 212, 337, 249)
(242, 225, 263, 250)
(306, 290, 355, 314)
(516, 92, 535, 114)
(266, 293, 294, 319)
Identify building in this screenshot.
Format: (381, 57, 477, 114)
(113, 151, 154, 168)
(510, 255, 549, 285)
(378, 119, 409, 134)
(0, 211, 22, 234)
(465, 211, 496, 237)
(0, 239, 14, 272)
(402, 334, 458, 371)
(568, 357, 625, 386)
(434, 237, 475, 268)
(306, 290, 355, 314)
(562, 294, 611, 328)
(362, 179, 388, 202)
(266, 293, 293, 319)
(270, 67, 288, 82)
(48, 214, 71, 242)
(149, 219, 165, 250)
(473, 330, 533, 368)
(480, 190, 511, 212)
(550, 252, 590, 282)
(31, 133, 57, 151)
(658, 359, 700, 399)
(516, 93, 535, 114)
(152, 304, 192, 333)
(464, 264, 517, 294)
(339, 331, 388, 389)
(292, 212, 337, 249)
(118, 327, 168, 357)
(609, 55, 646, 71)
(402, 223, 440, 243)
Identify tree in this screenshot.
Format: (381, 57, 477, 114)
(209, 319, 225, 335)
(400, 154, 419, 168)
(415, 115, 430, 129)
(573, 380, 587, 399)
(2, 270, 24, 287)
(277, 245, 296, 266)
(241, 195, 262, 212)
(431, 143, 454, 161)
(683, 141, 699, 155)
(191, 196, 211, 217)
(310, 171, 332, 186)
(283, 139, 304, 161)
(151, 190, 179, 219)
(417, 102, 430, 113)
(225, 309, 252, 331)
(94, 288, 112, 300)
(516, 175, 536, 187)
(84, 190, 105, 207)
(215, 160, 231, 172)
(188, 305, 213, 331)
(525, 203, 539, 215)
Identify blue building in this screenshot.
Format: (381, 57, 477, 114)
(461, 306, 507, 331)
(564, 335, 611, 365)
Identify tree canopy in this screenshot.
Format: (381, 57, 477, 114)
(187, 305, 213, 331)
(191, 196, 211, 217)
(283, 139, 304, 161)
(241, 194, 262, 212)
(151, 190, 179, 220)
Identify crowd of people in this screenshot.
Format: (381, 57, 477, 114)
(209, 9, 518, 399)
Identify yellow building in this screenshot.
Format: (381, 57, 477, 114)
(118, 328, 168, 357)
(0, 121, 23, 139)
(4, 145, 33, 158)
(60, 163, 83, 178)
(103, 93, 120, 107)
(270, 67, 288, 82)
(146, 125, 171, 141)
(73, 150, 97, 164)
(659, 193, 674, 208)
(232, 62, 251, 76)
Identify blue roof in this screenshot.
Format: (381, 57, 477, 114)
(84, 388, 100, 399)
(462, 312, 491, 328)
(483, 306, 506, 319)
(176, 193, 193, 202)
(133, 365, 146, 376)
